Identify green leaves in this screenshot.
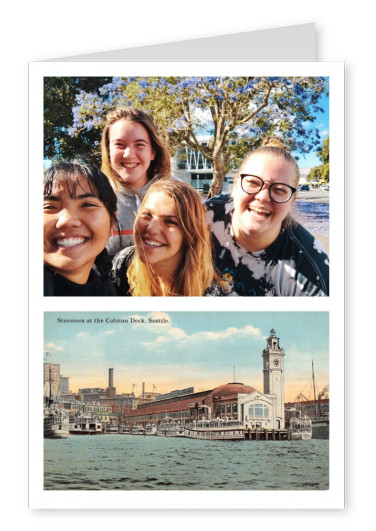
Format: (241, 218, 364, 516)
(44, 76, 328, 195)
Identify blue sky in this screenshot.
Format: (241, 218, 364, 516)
(295, 92, 329, 170)
(44, 311, 329, 402)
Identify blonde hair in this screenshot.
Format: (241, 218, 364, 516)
(236, 136, 299, 229)
(127, 180, 219, 296)
(238, 136, 300, 189)
(100, 107, 171, 192)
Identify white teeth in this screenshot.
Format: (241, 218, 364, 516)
(122, 163, 138, 168)
(250, 207, 270, 216)
(144, 239, 164, 247)
(56, 237, 86, 247)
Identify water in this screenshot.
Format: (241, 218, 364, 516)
(292, 201, 329, 250)
(44, 436, 329, 491)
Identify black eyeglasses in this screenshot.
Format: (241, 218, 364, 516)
(240, 174, 296, 203)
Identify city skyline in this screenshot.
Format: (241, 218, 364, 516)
(44, 311, 329, 403)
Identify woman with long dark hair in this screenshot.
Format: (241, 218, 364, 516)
(44, 158, 119, 296)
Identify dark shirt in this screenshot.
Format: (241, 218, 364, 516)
(44, 266, 117, 296)
(205, 194, 329, 296)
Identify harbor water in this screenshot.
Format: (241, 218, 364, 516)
(44, 436, 329, 490)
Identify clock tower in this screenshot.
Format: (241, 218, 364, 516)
(262, 328, 285, 428)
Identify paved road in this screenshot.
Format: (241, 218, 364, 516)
(296, 189, 329, 203)
(293, 191, 329, 251)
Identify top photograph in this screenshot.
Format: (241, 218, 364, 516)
(43, 75, 330, 297)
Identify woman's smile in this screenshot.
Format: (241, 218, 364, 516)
(135, 191, 184, 277)
(43, 175, 112, 284)
(232, 154, 296, 251)
(109, 120, 155, 190)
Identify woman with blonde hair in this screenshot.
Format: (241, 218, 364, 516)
(206, 137, 329, 296)
(101, 106, 171, 257)
(111, 180, 223, 296)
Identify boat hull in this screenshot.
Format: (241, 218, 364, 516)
(184, 428, 244, 441)
(69, 420, 103, 435)
(184, 420, 245, 441)
(290, 416, 312, 441)
(44, 409, 70, 439)
(44, 428, 70, 439)
(156, 423, 185, 437)
(290, 431, 312, 441)
(69, 430, 102, 435)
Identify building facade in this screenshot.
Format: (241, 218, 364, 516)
(122, 329, 285, 431)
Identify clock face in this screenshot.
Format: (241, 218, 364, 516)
(273, 359, 279, 367)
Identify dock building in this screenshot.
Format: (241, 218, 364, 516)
(123, 328, 286, 430)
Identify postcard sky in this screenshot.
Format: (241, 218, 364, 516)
(44, 312, 328, 403)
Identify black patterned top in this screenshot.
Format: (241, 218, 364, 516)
(206, 194, 329, 297)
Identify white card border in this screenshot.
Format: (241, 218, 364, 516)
(29, 61, 344, 509)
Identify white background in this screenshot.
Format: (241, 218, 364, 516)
(2, 0, 371, 527)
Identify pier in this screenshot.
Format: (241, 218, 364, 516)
(244, 428, 290, 441)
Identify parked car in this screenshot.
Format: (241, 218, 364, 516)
(300, 184, 309, 191)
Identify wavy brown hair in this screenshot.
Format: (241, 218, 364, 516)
(127, 180, 219, 296)
(101, 107, 171, 191)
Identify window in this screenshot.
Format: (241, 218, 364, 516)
(248, 403, 269, 419)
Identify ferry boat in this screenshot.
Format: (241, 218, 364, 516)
(290, 416, 312, 441)
(104, 423, 119, 434)
(119, 424, 130, 434)
(69, 414, 103, 435)
(130, 424, 145, 435)
(44, 407, 70, 439)
(184, 418, 245, 441)
(157, 420, 185, 437)
(145, 423, 157, 436)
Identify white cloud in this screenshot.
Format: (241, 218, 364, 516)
(44, 342, 64, 351)
(149, 324, 261, 346)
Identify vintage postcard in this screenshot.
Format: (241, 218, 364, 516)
(39, 311, 339, 508)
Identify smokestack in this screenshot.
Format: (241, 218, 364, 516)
(109, 368, 114, 388)
(142, 382, 145, 397)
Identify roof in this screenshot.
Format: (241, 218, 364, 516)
(206, 382, 257, 400)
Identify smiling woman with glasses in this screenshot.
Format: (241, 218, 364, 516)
(206, 137, 329, 296)
(240, 174, 297, 203)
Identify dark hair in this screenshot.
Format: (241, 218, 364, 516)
(43, 157, 119, 278)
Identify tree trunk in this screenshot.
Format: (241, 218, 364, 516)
(207, 152, 228, 199)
